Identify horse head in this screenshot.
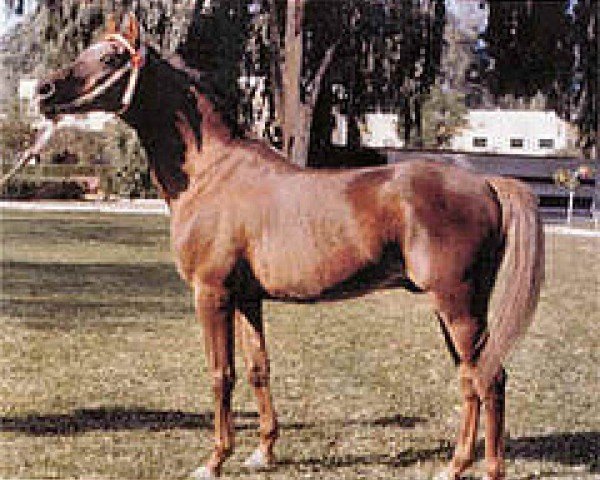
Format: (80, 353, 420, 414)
(37, 13, 145, 119)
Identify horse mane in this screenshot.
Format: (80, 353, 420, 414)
(124, 43, 243, 198)
(158, 45, 243, 138)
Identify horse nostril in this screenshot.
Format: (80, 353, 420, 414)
(37, 81, 56, 100)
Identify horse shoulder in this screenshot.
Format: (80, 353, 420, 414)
(170, 194, 242, 286)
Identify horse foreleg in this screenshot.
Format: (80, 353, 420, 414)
(192, 285, 235, 479)
(236, 301, 279, 469)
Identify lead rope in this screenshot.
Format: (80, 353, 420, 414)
(0, 121, 61, 189)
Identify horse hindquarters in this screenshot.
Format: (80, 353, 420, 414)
(429, 177, 543, 480)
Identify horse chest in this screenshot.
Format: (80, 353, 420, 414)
(170, 211, 238, 285)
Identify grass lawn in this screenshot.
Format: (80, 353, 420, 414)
(1, 210, 598, 479)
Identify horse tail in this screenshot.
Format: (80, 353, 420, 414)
(477, 177, 545, 390)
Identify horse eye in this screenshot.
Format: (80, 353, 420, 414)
(100, 53, 119, 67)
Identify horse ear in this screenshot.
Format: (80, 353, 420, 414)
(121, 12, 140, 47)
(105, 13, 117, 35)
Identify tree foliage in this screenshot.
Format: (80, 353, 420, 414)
(0, 101, 35, 163)
(570, 0, 597, 156)
(483, 1, 573, 110)
(482, 0, 597, 154)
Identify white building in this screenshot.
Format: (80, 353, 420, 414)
(332, 111, 405, 149)
(360, 113, 405, 149)
(450, 109, 577, 156)
(1, 0, 38, 35)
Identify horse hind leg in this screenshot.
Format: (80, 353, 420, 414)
(480, 368, 506, 480)
(236, 300, 279, 469)
(438, 321, 481, 479)
(439, 367, 506, 480)
(433, 280, 505, 480)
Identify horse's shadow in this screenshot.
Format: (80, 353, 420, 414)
(277, 432, 599, 475)
(0, 407, 218, 435)
(1, 408, 597, 474)
(0, 407, 423, 435)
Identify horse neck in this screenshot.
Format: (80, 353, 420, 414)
(121, 52, 233, 202)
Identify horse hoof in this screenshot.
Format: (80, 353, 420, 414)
(433, 469, 456, 480)
(189, 465, 217, 479)
(243, 448, 271, 470)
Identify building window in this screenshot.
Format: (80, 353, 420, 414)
(510, 138, 524, 148)
(539, 139, 554, 149)
(473, 137, 487, 148)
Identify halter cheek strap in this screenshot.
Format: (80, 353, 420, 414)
(105, 33, 146, 114)
(64, 34, 146, 115)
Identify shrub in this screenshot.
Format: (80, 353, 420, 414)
(1, 179, 85, 200)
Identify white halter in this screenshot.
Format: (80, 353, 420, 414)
(66, 33, 146, 115)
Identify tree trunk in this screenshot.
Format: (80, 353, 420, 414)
(277, 0, 339, 167)
(403, 98, 412, 145)
(281, 0, 306, 165)
(414, 96, 423, 147)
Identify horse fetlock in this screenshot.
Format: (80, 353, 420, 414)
(243, 447, 273, 470)
(262, 419, 279, 440)
(201, 445, 232, 478)
(450, 450, 475, 475)
(259, 423, 279, 458)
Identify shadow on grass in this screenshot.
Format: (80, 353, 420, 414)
(1, 260, 191, 324)
(505, 432, 599, 473)
(0, 407, 424, 436)
(1, 408, 596, 474)
(0, 408, 251, 435)
(275, 432, 599, 474)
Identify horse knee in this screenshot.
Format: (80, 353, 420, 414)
(211, 369, 236, 397)
(247, 361, 270, 388)
(459, 374, 479, 401)
(484, 369, 506, 399)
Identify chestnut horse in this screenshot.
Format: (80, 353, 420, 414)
(37, 15, 543, 480)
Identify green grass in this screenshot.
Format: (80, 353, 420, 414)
(1, 210, 598, 479)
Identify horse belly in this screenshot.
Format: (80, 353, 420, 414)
(319, 242, 421, 299)
(250, 235, 418, 301)
(249, 226, 378, 300)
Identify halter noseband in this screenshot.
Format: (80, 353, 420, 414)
(64, 33, 146, 115)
